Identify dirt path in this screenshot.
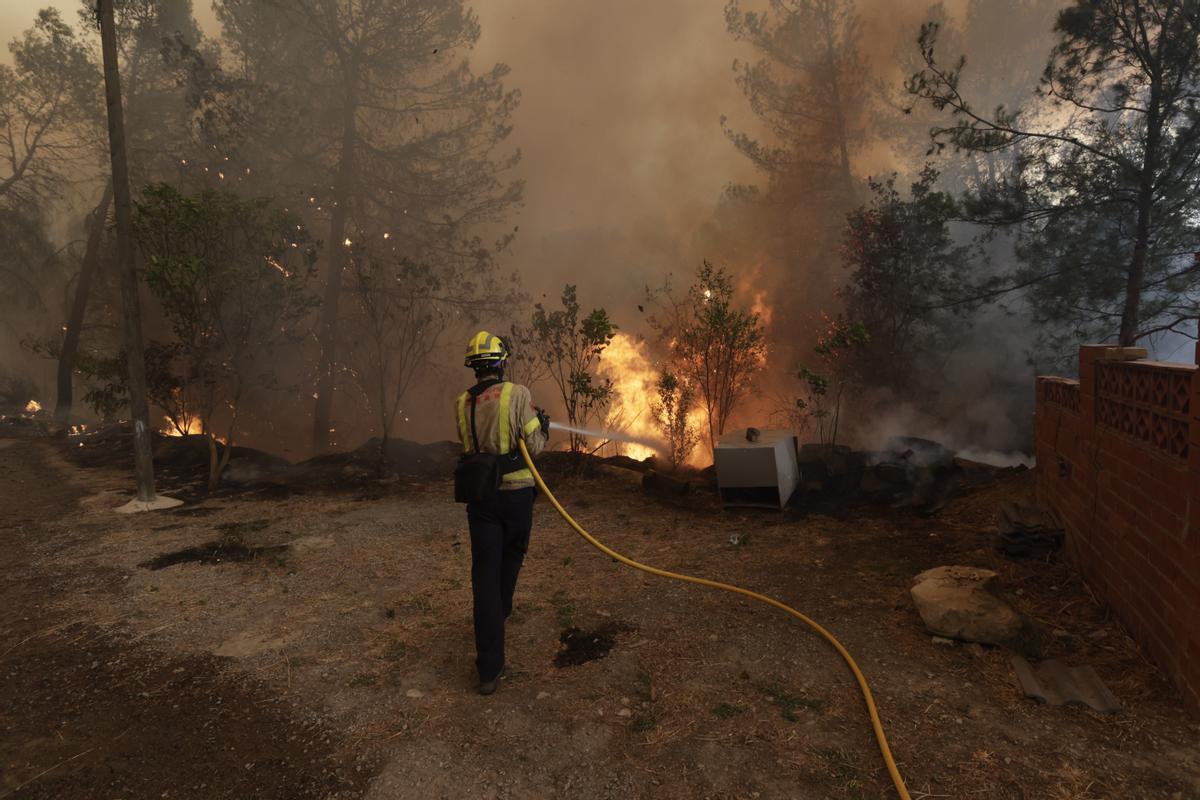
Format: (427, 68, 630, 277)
(3, 435, 1199, 799)
(0, 439, 373, 799)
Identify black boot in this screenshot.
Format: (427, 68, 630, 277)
(478, 664, 506, 696)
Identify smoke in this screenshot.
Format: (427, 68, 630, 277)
(1146, 323, 1198, 362)
(0, 0, 1077, 458)
(468, 0, 961, 320)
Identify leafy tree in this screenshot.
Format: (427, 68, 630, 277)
(216, 0, 523, 452)
(0, 9, 98, 206)
(94, 0, 208, 181)
(133, 183, 316, 487)
(839, 165, 974, 395)
(1, 10, 101, 417)
(908, 0, 1200, 350)
(530, 285, 616, 455)
(790, 316, 869, 446)
(650, 262, 767, 452)
(55, 183, 113, 425)
(63, 341, 182, 424)
(0, 207, 68, 333)
(346, 254, 438, 459)
(49, 0, 211, 425)
(883, 0, 1061, 191)
(724, 0, 866, 195)
(651, 370, 700, 471)
(723, 0, 869, 325)
(504, 321, 551, 390)
(344, 248, 510, 459)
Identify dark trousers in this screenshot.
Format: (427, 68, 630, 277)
(467, 487, 535, 682)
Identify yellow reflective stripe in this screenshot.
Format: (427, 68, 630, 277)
(522, 415, 542, 437)
(456, 392, 470, 452)
(497, 382, 514, 454)
(502, 468, 533, 482)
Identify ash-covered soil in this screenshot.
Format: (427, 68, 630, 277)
(0, 439, 374, 799)
(2, 435, 1198, 799)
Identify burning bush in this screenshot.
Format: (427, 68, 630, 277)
(651, 370, 700, 470)
(648, 261, 766, 452)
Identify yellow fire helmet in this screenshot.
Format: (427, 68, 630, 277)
(464, 330, 509, 368)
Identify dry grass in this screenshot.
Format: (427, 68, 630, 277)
(26, 444, 1200, 799)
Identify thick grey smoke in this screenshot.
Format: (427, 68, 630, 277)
(1, 0, 1069, 455)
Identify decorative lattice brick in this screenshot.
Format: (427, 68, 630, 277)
(1095, 362, 1192, 461)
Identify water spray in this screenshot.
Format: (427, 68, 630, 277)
(547, 420, 664, 454)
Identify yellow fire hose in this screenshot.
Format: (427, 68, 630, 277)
(518, 440, 911, 799)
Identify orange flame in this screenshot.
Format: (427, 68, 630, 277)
(162, 414, 202, 436)
(24, 399, 42, 414)
(598, 333, 708, 466)
(599, 334, 661, 461)
(750, 289, 773, 330)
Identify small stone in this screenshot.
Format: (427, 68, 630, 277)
(931, 635, 955, 647)
(405, 688, 425, 699)
(964, 643, 986, 658)
(617, 708, 632, 717)
(536, 691, 550, 700)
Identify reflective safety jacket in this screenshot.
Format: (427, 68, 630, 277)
(455, 380, 547, 490)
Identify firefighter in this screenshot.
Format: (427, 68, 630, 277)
(455, 330, 549, 695)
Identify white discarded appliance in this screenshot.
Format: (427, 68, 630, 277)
(713, 428, 799, 509)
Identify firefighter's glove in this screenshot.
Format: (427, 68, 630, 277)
(536, 408, 550, 436)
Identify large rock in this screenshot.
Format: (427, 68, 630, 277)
(910, 565, 1022, 645)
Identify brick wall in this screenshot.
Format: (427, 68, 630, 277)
(1035, 344, 1200, 712)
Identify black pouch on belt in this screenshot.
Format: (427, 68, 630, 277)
(454, 388, 500, 503)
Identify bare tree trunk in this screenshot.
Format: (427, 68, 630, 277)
(1120, 85, 1161, 347)
(206, 432, 220, 489)
(1120, 198, 1152, 346)
(311, 99, 357, 454)
(377, 363, 389, 467)
(819, 15, 854, 200)
(55, 181, 113, 427)
(99, 0, 156, 502)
